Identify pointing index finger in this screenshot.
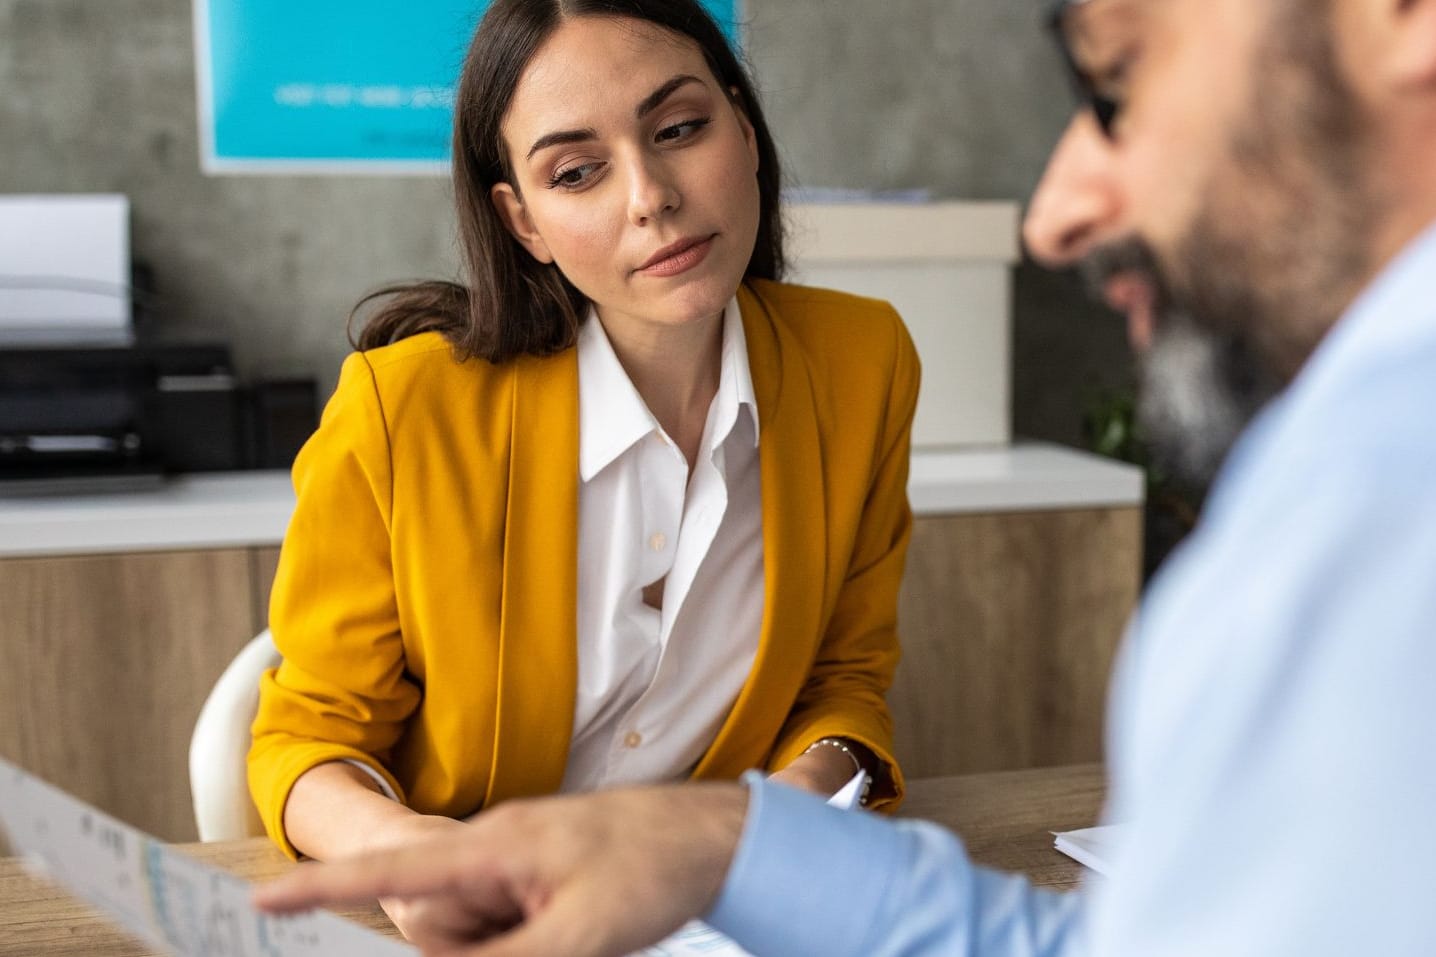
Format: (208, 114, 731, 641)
(252, 840, 481, 914)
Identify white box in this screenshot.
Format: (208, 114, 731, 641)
(0, 194, 133, 346)
(786, 201, 1020, 449)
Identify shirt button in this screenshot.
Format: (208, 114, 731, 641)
(624, 731, 643, 749)
(649, 532, 667, 551)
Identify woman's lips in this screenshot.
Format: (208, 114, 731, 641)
(637, 235, 715, 278)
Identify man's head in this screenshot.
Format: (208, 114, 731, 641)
(1024, 0, 1436, 486)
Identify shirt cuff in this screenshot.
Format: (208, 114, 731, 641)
(708, 774, 1088, 957)
(339, 758, 399, 801)
(706, 771, 913, 956)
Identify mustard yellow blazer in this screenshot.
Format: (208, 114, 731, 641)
(249, 279, 920, 856)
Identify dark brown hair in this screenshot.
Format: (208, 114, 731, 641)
(352, 0, 785, 361)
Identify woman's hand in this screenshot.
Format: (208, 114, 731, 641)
(282, 762, 477, 941)
(368, 813, 473, 942)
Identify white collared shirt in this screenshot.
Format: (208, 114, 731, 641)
(561, 297, 764, 792)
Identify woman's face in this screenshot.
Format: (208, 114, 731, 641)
(491, 16, 762, 338)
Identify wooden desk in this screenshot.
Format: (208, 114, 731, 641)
(898, 762, 1105, 893)
(0, 764, 1105, 956)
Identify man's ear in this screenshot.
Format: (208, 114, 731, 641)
(490, 182, 555, 264)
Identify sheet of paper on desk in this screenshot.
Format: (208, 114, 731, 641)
(0, 756, 415, 957)
(1052, 823, 1128, 876)
(635, 768, 870, 957)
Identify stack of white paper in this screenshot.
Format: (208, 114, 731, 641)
(1052, 823, 1127, 876)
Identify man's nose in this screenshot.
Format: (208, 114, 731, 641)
(1023, 114, 1122, 268)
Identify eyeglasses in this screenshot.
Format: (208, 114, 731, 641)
(1047, 0, 1122, 139)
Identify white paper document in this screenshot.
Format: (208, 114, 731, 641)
(1052, 823, 1127, 876)
(0, 756, 414, 956)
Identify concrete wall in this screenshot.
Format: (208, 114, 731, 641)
(0, 0, 1129, 445)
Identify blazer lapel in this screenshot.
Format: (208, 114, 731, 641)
(694, 282, 829, 777)
(485, 348, 580, 804)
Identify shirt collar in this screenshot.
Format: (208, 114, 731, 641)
(1311, 217, 1436, 369)
(577, 297, 758, 483)
(720, 295, 762, 449)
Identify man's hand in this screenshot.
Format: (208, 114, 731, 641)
(254, 783, 750, 957)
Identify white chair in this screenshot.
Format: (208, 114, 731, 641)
(189, 629, 280, 841)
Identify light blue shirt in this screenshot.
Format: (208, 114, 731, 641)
(706, 221, 1436, 957)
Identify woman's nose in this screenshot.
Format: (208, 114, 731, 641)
(627, 155, 681, 227)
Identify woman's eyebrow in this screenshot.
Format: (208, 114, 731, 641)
(635, 74, 704, 120)
(527, 127, 599, 161)
(525, 74, 706, 161)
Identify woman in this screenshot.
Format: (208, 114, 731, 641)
(249, 0, 919, 880)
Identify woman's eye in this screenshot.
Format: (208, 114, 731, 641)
(547, 162, 603, 190)
(655, 116, 712, 144)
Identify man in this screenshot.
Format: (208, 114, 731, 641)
(255, 0, 1436, 953)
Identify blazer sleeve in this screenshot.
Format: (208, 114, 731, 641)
(767, 307, 920, 811)
(248, 351, 421, 858)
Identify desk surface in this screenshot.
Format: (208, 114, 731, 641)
(0, 763, 1104, 956)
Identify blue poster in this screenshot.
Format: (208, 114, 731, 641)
(194, 1, 742, 173)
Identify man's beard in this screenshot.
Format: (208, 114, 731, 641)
(1083, 242, 1278, 490)
(1080, 2, 1376, 491)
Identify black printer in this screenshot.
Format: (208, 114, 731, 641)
(0, 344, 316, 492)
